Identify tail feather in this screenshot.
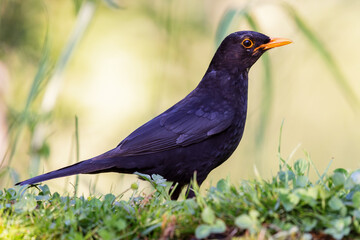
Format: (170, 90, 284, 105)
(15, 158, 116, 186)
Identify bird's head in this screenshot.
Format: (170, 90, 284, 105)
(208, 31, 292, 73)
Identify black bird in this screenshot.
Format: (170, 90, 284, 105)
(16, 31, 291, 200)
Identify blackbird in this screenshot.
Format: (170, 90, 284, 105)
(16, 31, 291, 200)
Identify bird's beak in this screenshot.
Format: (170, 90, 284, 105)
(254, 38, 292, 53)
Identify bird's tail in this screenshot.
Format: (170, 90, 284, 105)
(15, 157, 117, 186)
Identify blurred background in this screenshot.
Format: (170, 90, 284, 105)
(1, 0, 360, 197)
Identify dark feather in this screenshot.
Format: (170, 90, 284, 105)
(114, 87, 234, 156)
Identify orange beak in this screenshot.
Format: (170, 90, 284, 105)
(254, 38, 292, 52)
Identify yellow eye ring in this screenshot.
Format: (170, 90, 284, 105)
(241, 39, 253, 48)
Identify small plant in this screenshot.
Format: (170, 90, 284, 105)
(1, 156, 360, 239)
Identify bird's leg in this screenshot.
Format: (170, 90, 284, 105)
(169, 182, 184, 200)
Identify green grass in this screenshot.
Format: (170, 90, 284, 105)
(2, 0, 358, 184)
(2, 1, 360, 239)
(1, 156, 360, 239)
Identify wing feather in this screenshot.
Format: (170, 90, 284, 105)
(115, 92, 234, 156)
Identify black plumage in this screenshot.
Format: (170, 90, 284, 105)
(16, 31, 291, 200)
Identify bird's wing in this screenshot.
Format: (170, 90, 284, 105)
(113, 95, 234, 156)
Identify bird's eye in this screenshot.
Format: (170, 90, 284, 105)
(241, 39, 253, 48)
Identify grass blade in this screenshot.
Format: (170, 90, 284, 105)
(41, 0, 97, 112)
(1, 33, 52, 181)
(74, 115, 80, 196)
(215, 7, 238, 47)
(284, 4, 359, 110)
(29, 0, 97, 176)
(244, 13, 273, 146)
(216, 9, 274, 157)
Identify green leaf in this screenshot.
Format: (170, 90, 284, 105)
(345, 170, 360, 189)
(211, 219, 226, 234)
(334, 168, 349, 176)
(141, 223, 162, 235)
(98, 228, 116, 240)
(104, 194, 115, 204)
(302, 218, 317, 231)
(134, 172, 151, 181)
(295, 176, 309, 188)
(201, 207, 215, 225)
(328, 196, 344, 211)
(294, 158, 309, 176)
(151, 174, 167, 186)
(353, 209, 360, 219)
(332, 172, 347, 187)
(235, 214, 252, 229)
(351, 171, 360, 184)
(235, 213, 259, 234)
(195, 224, 212, 239)
(295, 187, 318, 206)
(249, 209, 259, 219)
(14, 194, 37, 213)
(279, 170, 295, 183)
(115, 218, 127, 231)
(279, 189, 300, 211)
(216, 179, 230, 192)
(352, 192, 360, 208)
(324, 217, 351, 239)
